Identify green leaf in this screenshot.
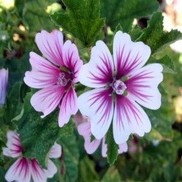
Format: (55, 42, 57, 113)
(149, 55, 176, 74)
(51, 0, 104, 46)
(106, 127, 118, 165)
(0, 167, 6, 182)
(59, 133, 79, 182)
(22, 0, 56, 32)
(160, 55, 176, 74)
(129, 26, 143, 41)
(139, 12, 182, 54)
(78, 156, 99, 182)
(2, 82, 23, 125)
(101, 0, 158, 31)
(18, 92, 74, 167)
(101, 166, 121, 182)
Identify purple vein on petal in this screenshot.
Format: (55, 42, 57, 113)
(88, 89, 112, 126)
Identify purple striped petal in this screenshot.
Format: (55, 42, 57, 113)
(62, 40, 83, 83)
(30, 159, 46, 182)
(113, 96, 151, 144)
(78, 41, 114, 88)
(58, 87, 78, 127)
(31, 86, 65, 118)
(35, 30, 64, 66)
(24, 52, 59, 89)
(3, 131, 22, 158)
(113, 31, 151, 77)
(78, 88, 113, 140)
(126, 64, 163, 110)
(5, 157, 31, 182)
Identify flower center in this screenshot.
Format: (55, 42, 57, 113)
(112, 79, 127, 95)
(57, 72, 69, 87)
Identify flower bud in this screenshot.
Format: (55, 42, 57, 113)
(0, 68, 8, 106)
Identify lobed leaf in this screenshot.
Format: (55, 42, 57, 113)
(101, 0, 159, 31)
(59, 133, 79, 182)
(17, 92, 74, 168)
(15, 0, 56, 32)
(138, 12, 182, 54)
(51, 0, 104, 46)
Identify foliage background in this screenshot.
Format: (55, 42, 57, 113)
(0, 0, 181, 181)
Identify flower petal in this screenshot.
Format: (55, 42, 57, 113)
(58, 87, 78, 127)
(31, 86, 65, 118)
(78, 88, 114, 140)
(113, 96, 151, 144)
(79, 41, 114, 88)
(28, 52, 59, 73)
(113, 31, 151, 77)
(118, 142, 128, 154)
(35, 30, 64, 66)
(78, 121, 101, 154)
(30, 159, 46, 182)
(84, 138, 101, 155)
(24, 52, 59, 89)
(62, 40, 83, 83)
(73, 112, 88, 127)
(3, 131, 22, 158)
(77, 121, 90, 137)
(126, 63, 163, 110)
(44, 159, 57, 178)
(49, 143, 62, 159)
(5, 157, 31, 182)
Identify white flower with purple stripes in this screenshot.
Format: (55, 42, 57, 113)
(24, 30, 83, 127)
(3, 131, 62, 182)
(78, 31, 163, 144)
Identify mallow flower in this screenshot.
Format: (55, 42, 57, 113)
(24, 30, 83, 127)
(74, 113, 128, 157)
(78, 31, 163, 144)
(0, 68, 8, 106)
(3, 130, 62, 182)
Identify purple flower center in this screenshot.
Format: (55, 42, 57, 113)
(57, 72, 73, 87)
(57, 66, 74, 87)
(112, 79, 127, 95)
(57, 72, 69, 86)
